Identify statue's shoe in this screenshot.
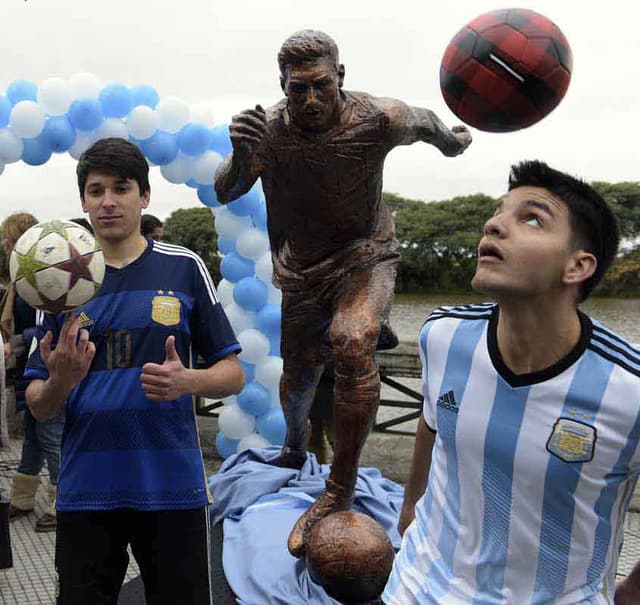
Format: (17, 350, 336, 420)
(287, 479, 353, 558)
(270, 446, 307, 470)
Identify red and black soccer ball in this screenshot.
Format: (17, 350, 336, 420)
(440, 8, 573, 132)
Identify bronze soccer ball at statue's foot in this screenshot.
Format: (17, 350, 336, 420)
(288, 479, 353, 557)
(305, 511, 395, 604)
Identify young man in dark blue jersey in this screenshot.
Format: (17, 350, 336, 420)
(25, 137, 244, 604)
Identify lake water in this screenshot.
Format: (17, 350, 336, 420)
(389, 294, 640, 345)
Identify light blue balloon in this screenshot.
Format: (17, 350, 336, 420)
(256, 304, 281, 337)
(131, 84, 160, 108)
(41, 116, 76, 152)
(186, 178, 199, 189)
(141, 131, 178, 166)
(228, 186, 262, 217)
(22, 136, 52, 166)
(252, 202, 268, 231)
(257, 408, 287, 445)
(209, 124, 232, 156)
(0, 96, 11, 128)
(233, 276, 268, 312)
(241, 361, 256, 383)
(238, 381, 271, 416)
(178, 124, 212, 156)
(99, 84, 133, 118)
(216, 432, 239, 459)
(68, 99, 104, 131)
(217, 237, 235, 255)
(6, 80, 37, 105)
(197, 184, 221, 208)
(220, 252, 255, 283)
(269, 334, 281, 357)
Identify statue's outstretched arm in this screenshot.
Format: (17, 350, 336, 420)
(379, 97, 472, 157)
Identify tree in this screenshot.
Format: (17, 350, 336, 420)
(592, 182, 640, 242)
(162, 207, 221, 282)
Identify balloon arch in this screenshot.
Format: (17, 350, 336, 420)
(0, 73, 286, 458)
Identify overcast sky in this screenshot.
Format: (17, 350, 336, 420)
(0, 0, 638, 223)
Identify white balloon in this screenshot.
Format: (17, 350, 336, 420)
(222, 395, 238, 406)
(255, 252, 274, 284)
(189, 103, 215, 127)
(255, 356, 283, 392)
(126, 106, 158, 140)
(216, 278, 235, 307)
(191, 150, 222, 185)
(238, 329, 270, 364)
(268, 286, 283, 306)
(214, 206, 252, 239)
(9, 101, 45, 138)
(0, 129, 24, 164)
(94, 118, 128, 141)
(38, 77, 72, 116)
(160, 152, 193, 184)
(224, 302, 256, 333)
(236, 228, 270, 261)
(68, 131, 97, 160)
(156, 96, 190, 133)
(237, 433, 271, 452)
(218, 404, 256, 439)
(69, 72, 102, 99)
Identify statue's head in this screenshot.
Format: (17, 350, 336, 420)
(278, 30, 345, 132)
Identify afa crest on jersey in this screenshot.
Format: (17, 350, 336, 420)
(151, 290, 181, 326)
(546, 417, 596, 463)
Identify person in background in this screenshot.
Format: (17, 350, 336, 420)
(141, 214, 164, 241)
(1, 212, 62, 532)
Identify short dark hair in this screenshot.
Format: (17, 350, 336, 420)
(277, 30, 339, 76)
(76, 137, 150, 199)
(141, 214, 163, 237)
(69, 217, 94, 235)
(508, 160, 619, 301)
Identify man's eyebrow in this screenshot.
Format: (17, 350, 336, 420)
(521, 199, 555, 218)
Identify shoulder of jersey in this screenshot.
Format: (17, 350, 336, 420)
(424, 302, 496, 325)
(588, 320, 640, 379)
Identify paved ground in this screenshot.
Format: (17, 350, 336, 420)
(2, 385, 640, 603)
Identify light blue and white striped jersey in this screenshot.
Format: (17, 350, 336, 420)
(383, 303, 640, 605)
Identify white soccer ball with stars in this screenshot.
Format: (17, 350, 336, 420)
(9, 219, 105, 314)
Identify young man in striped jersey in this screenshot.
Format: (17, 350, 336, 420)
(384, 160, 640, 604)
(24, 138, 245, 604)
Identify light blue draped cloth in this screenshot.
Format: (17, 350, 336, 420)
(209, 447, 404, 605)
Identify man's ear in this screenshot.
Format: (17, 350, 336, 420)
(280, 74, 286, 94)
(141, 190, 150, 210)
(337, 64, 345, 88)
(564, 250, 597, 287)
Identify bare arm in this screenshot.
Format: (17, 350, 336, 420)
(616, 560, 640, 604)
(140, 336, 245, 402)
(378, 97, 472, 157)
(214, 105, 267, 203)
(398, 417, 437, 536)
(26, 315, 95, 421)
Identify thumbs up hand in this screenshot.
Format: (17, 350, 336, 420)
(141, 335, 187, 402)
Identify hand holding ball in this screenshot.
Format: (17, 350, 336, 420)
(9, 220, 104, 314)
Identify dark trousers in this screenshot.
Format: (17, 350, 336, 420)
(55, 507, 212, 605)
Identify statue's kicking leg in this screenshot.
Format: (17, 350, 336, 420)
(287, 257, 397, 557)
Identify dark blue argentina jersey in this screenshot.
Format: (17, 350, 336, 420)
(25, 240, 240, 511)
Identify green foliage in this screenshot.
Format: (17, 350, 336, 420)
(592, 182, 640, 240)
(385, 192, 496, 292)
(162, 207, 221, 282)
